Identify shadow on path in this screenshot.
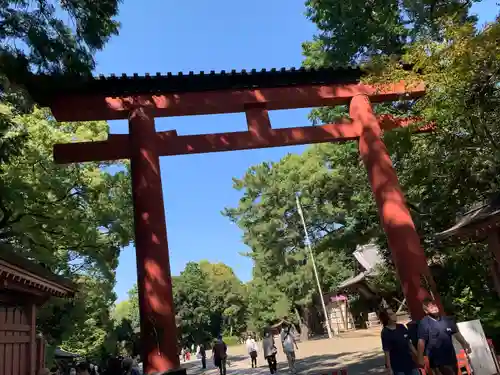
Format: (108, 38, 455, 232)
(297, 351, 384, 375)
(184, 350, 384, 375)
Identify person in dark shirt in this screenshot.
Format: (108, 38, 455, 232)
(406, 318, 419, 348)
(417, 298, 471, 375)
(212, 335, 227, 375)
(199, 343, 207, 369)
(379, 309, 419, 375)
(121, 358, 140, 375)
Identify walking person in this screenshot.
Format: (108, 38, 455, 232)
(417, 298, 471, 375)
(263, 330, 278, 374)
(213, 335, 228, 375)
(246, 334, 259, 368)
(280, 322, 298, 374)
(198, 343, 207, 369)
(379, 309, 419, 375)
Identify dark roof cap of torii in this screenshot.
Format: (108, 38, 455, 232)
(16, 64, 415, 106)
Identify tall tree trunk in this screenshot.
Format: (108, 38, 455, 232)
(294, 307, 302, 324)
(296, 307, 310, 341)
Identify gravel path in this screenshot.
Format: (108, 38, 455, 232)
(183, 329, 385, 375)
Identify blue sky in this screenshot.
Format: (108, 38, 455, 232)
(93, 0, 499, 302)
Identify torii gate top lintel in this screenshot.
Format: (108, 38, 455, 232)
(22, 66, 425, 122)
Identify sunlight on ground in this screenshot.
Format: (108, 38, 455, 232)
(184, 329, 385, 375)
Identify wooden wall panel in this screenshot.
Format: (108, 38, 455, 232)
(0, 305, 31, 375)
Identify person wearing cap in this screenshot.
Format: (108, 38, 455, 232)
(417, 298, 471, 375)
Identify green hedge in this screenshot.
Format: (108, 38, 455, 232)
(223, 336, 240, 346)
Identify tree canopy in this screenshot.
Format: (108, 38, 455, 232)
(0, 0, 123, 171)
(223, 149, 357, 331)
(114, 261, 249, 347)
(0, 106, 133, 359)
(0, 0, 121, 76)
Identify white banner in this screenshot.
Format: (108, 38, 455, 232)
(454, 320, 498, 375)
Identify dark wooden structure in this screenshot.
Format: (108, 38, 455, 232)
(436, 195, 500, 297)
(19, 66, 440, 374)
(0, 250, 76, 375)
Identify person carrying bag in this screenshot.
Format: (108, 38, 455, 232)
(280, 323, 298, 374)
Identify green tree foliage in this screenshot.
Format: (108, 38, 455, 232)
(112, 284, 140, 331)
(0, 0, 122, 167)
(384, 18, 500, 331)
(0, 0, 121, 76)
(199, 261, 247, 336)
(223, 149, 355, 332)
(245, 278, 290, 333)
(112, 300, 134, 324)
(0, 107, 133, 354)
(174, 261, 248, 344)
(54, 276, 116, 360)
(0, 107, 132, 276)
(126, 284, 140, 330)
(109, 298, 140, 357)
(116, 261, 249, 347)
(174, 263, 213, 344)
(0, 6, 126, 358)
(302, 0, 478, 68)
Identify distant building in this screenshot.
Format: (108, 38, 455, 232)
(336, 243, 383, 299)
(323, 243, 385, 331)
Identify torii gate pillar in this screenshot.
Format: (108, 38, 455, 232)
(129, 108, 182, 374)
(350, 95, 440, 317)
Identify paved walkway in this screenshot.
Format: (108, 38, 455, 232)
(183, 329, 385, 375)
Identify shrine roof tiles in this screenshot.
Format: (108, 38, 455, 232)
(20, 66, 389, 105)
(435, 194, 500, 241)
(0, 247, 76, 297)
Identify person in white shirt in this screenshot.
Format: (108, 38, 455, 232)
(280, 322, 298, 374)
(245, 334, 258, 368)
(263, 330, 278, 374)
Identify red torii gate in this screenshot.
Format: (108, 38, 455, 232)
(22, 67, 440, 374)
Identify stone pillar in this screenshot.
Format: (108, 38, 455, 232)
(129, 108, 184, 374)
(350, 94, 441, 319)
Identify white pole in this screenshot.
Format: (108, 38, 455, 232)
(295, 194, 333, 339)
